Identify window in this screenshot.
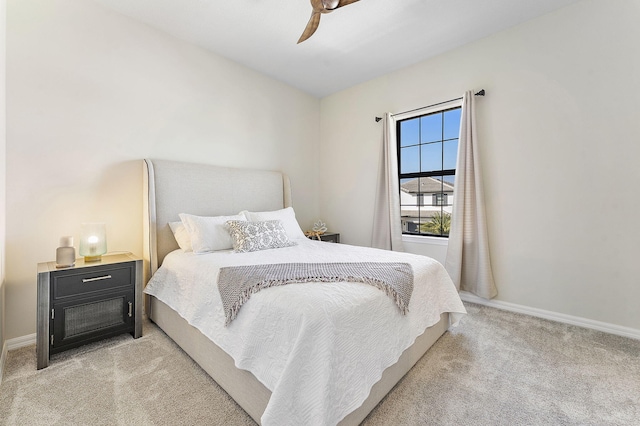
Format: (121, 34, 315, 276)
(397, 103, 461, 237)
(433, 193, 448, 206)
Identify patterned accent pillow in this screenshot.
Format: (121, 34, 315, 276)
(240, 207, 306, 240)
(226, 220, 297, 253)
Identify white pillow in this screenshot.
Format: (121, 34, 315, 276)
(168, 221, 193, 252)
(241, 207, 306, 240)
(226, 220, 297, 253)
(179, 213, 247, 253)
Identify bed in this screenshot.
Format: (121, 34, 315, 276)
(142, 158, 466, 425)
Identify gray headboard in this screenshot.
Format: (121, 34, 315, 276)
(143, 159, 292, 278)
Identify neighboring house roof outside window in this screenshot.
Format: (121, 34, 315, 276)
(400, 177, 454, 194)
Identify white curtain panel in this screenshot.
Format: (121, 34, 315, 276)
(445, 91, 497, 298)
(372, 113, 405, 251)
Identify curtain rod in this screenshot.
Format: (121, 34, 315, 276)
(375, 89, 485, 122)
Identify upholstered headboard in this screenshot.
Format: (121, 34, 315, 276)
(143, 159, 292, 278)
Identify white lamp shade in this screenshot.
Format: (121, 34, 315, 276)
(79, 223, 107, 259)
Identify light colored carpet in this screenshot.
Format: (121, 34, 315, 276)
(1, 303, 638, 425)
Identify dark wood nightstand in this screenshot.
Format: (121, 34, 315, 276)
(307, 232, 340, 243)
(36, 253, 142, 369)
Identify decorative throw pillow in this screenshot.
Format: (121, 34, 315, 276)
(168, 221, 193, 252)
(179, 213, 247, 253)
(240, 207, 306, 240)
(226, 220, 297, 253)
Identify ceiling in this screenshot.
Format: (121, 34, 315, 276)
(92, 0, 582, 98)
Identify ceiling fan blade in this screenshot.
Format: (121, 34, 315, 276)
(298, 11, 321, 44)
(297, 0, 359, 43)
(336, 0, 360, 8)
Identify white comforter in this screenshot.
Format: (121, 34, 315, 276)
(144, 239, 466, 425)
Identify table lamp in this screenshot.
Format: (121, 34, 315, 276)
(79, 223, 107, 262)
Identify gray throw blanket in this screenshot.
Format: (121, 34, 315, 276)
(218, 262, 414, 325)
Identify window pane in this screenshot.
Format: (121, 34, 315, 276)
(421, 142, 442, 172)
(400, 178, 420, 234)
(399, 178, 419, 207)
(420, 113, 442, 143)
(418, 175, 451, 237)
(399, 119, 419, 147)
(400, 146, 420, 174)
(443, 139, 458, 170)
(443, 108, 461, 140)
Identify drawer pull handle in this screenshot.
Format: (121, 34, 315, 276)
(82, 275, 112, 283)
(128, 302, 133, 318)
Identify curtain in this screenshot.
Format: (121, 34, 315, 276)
(445, 91, 497, 298)
(372, 113, 405, 251)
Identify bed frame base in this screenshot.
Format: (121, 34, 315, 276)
(149, 296, 448, 425)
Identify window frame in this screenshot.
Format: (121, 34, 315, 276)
(395, 99, 462, 239)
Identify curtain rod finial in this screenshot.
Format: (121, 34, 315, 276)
(375, 117, 382, 122)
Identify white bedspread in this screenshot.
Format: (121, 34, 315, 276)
(144, 239, 466, 426)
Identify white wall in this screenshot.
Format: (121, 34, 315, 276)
(320, 0, 640, 330)
(5, 0, 320, 339)
(0, 0, 6, 354)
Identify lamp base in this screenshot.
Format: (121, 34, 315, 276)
(84, 255, 102, 263)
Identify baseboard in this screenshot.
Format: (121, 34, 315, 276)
(1, 334, 36, 380)
(6, 333, 36, 351)
(0, 340, 7, 383)
(460, 292, 640, 341)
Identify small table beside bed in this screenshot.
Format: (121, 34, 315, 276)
(142, 158, 466, 426)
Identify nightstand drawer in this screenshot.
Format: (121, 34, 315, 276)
(51, 263, 134, 300)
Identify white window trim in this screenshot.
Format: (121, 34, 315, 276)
(402, 234, 449, 246)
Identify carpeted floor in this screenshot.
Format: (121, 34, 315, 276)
(1, 303, 639, 425)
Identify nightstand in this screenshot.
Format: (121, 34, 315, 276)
(36, 252, 142, 369)
(307, 232, 340, 243)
